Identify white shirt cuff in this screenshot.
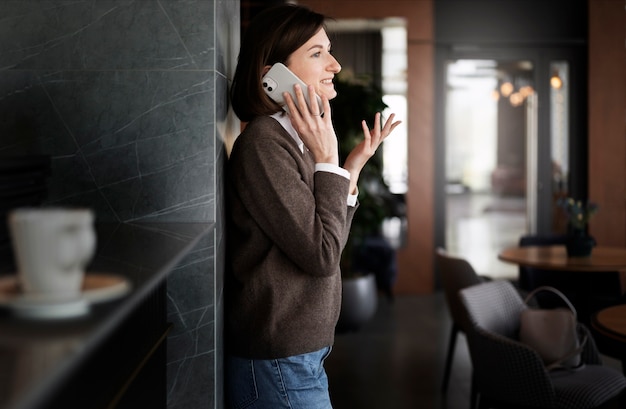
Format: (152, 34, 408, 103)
(347, 190, 358, 207)
(315, 163, 350, 179)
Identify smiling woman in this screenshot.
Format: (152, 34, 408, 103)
(283, 28, 341, 102)
(225, 3, 400, 408)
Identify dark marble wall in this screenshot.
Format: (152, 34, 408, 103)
(0, 1, 239, 408)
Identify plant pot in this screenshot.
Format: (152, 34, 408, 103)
(336, 273, 378, 333)
(565, 232, 596, 257)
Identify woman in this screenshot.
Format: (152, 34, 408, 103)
(225, 4, 400, 408)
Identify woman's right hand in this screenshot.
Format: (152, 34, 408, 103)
(283, 84, 339, 166)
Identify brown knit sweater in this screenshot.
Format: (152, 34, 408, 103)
(225, 116, 357, 359)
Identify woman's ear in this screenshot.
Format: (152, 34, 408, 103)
(262, 65, 272, 76)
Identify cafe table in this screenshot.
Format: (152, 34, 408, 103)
(592, 304, 626, 342)
(591, 304, 626, 374)
(498, 244, 626, 313)
(498, 245, 626, 273)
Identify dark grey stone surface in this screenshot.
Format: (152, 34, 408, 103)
(0, 1, 237, 408)
(0, 222, 211, 409)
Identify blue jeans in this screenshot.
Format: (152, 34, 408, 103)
(225, 347, 333, 409)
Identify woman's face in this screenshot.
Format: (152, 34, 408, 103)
(286, 28, 341, 101)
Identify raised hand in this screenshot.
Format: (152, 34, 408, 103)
(343, 112, 401, 194)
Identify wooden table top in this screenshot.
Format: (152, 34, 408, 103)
(498, 245, 626, 272)
(592, 304, 626, 342)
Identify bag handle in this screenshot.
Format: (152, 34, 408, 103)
(524, 286, 587, 371)
(524, 285, 578, 319)
(545, 327, 588, 371)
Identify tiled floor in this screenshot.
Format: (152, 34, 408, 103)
(327, 293, 470, 409)
(327, 293, 471, 409)
(326, 192, 623, 409)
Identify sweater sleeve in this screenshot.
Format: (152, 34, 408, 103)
(231, 123, 355, 277)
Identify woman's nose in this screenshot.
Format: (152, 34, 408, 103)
(329, 56, 341, 73)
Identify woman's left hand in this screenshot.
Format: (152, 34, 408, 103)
(343, 112, 401, 193)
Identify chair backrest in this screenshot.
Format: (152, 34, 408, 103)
(460, 280, 557, 407)
(461, 279, 526, 338)
(435, 248, 483, 333)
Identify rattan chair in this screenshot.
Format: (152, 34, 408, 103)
(459, 280, 626, 409)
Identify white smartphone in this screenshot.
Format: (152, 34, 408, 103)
(262, 63, 324, 115)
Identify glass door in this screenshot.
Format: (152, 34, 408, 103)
(443, 58, 533, 278)
(435, 47, 586, 278)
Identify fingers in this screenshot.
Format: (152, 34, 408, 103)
(361, 119, 371, 137)
(367, 112, 399, 136)
(361, 112, 402, 151)
(293, 84, 312, 116)
(373, 112, 381, 134)
(382, 113, 401, 135)
(282, 87, 306, 120)
(381, 113, 395, 133)
(306, 85, 323, 117)
(283, 91, 299, 118)
(284, 84, 324, 119)
(320, 93, 331, 119)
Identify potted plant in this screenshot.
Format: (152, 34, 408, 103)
(332, 71, 398, 331)
(557, 197, 599, 257)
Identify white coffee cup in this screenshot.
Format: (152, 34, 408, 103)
(8, 207, 96, 300)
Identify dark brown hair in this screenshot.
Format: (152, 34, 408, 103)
(230, 4, 327, 122)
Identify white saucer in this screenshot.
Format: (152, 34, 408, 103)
(0, 273, 132, 319)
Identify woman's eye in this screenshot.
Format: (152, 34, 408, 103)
(312, 52, 321, 58)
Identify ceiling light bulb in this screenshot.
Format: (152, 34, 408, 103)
(519, 85, 534, 97)
(500, 81, 514, 97)
(509, 92, 524, 107)
(550, 73, 562, 89)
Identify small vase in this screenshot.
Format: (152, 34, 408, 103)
(565, 229, 596, 257)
